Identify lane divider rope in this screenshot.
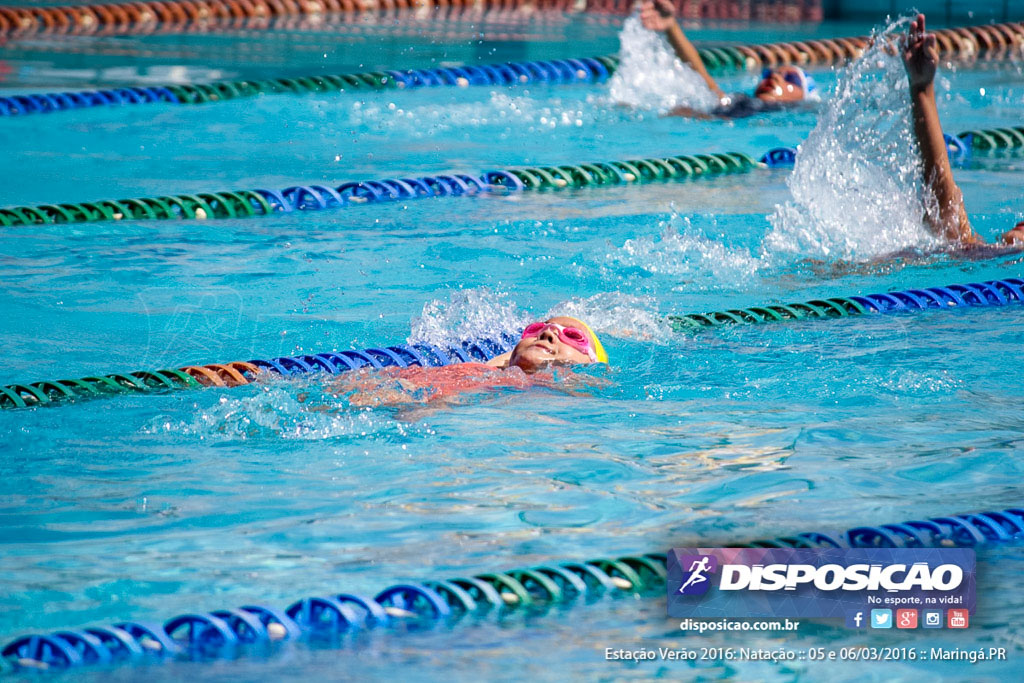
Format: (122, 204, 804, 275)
(0, 7, 608, 51)
(3, 21, 1022, 117)
(0, 54, 620, 116)
(2, 278, 1021, 411)
(668, 277, 1023, 331)
(761, 127, 1024, 168)
(0, 335, 516, 410)
(956, 125, 1024, 150)
(3, 505, 1020, 671)
(0, 1, 823, 40)
(0, 150, 758, 227)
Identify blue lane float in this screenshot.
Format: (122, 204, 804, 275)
(3, 278, 1024, 411)
(0, 150, 758, 227)
(668, 278, 1024, 331)
(759, 147, 797, 167)
(0, 335, 516, 409)
(0, 55, 619, 118)
(759, 133, 974, 169)
(3, 507, 1021, 672)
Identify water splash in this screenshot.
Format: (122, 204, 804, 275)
(409, 286, 668, 346)
(548, 291, 672, 342)
(408, 288, 530, 347)
(764, 17, 941, 261)
(344, 92, 594, 138)
(611, 213, 763, 286)
(144, 382, 410, 441)
(607, 15, 719, 114)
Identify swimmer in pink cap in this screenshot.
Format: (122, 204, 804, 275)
(486, 316, 609, 373)
(322, 316, 609, 410)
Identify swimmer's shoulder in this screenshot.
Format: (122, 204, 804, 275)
(485, 352, 511, 368)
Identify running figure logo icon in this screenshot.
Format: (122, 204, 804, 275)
(677, 555, 718, 595)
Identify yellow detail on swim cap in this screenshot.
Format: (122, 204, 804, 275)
(565, 317, 608, 365)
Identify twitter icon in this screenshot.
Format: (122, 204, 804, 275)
(871, 609, 893, 629)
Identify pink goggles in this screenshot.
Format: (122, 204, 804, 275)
(520, 322, 596, 361)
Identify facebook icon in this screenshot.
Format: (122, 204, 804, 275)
(846, 611, 866, 629)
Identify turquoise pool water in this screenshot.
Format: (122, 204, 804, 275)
(1, 15, 1023, 679)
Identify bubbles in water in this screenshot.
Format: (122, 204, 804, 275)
(881, 369, 962, 396)
(611, 213, 763, 287)
(607, 16, 719, 114)
(764, 17, 941, 261)
(408, 287, 530, 347)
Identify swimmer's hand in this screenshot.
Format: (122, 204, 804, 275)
(1000, 221, 1024, 246)
(902, 13, 938, 91)
(640, 0, 675, 32)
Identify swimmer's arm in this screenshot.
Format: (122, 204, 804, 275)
(909, 85, 975, 242)
(640, 0, 725, 99)
(666, 105, 714, 120)
(662, 23, 725, 99)
(904, 14, 976, 244)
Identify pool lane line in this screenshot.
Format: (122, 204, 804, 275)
(0, 0, 824, 41)
(0, 151, 758, 227)
(0, 54, 620, 117)
(3, 21, 1022, 118)
(0, 127, 1014, 228)
(0, 129, 1011, 229)
(668, 278, 1024, 331)
(2, 278, 1021, 411)
(957, 126, 1024, 150)
(4, 125, 1014, 227)
(765, 126, 1024, 170)
(0, 1, 607, 40)
(0, 336, 516, 410)
(2, 506, 1020, 672)
(0, 3, 585, 41)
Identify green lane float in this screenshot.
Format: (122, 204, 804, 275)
(2, 278, 1020, 411)
(3, 506, 1020, 672)
(0, 150, 758, 227)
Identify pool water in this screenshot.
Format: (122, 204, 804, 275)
(1, 13, 1023, 680)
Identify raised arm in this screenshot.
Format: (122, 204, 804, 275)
(903, 14, 976, 244)
(640, 0, 725, 99)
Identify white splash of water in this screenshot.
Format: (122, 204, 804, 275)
(611, 213, 763, 286)
(548, 292, 672, 342)
(345, 92, 593, 138)
(764, 17, 941, 261)
(148, 385, 397, 441)
(607, 16, 719, 114)
(408, 288, 531, 347)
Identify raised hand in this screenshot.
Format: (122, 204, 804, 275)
(903, 13, 938, 90)
(639, 0, 676, 32)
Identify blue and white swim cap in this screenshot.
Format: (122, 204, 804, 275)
(760, 66, 819, 100)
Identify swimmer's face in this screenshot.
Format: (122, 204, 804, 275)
(509, 316, 594, 374)
(754, 66, 805, 102)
